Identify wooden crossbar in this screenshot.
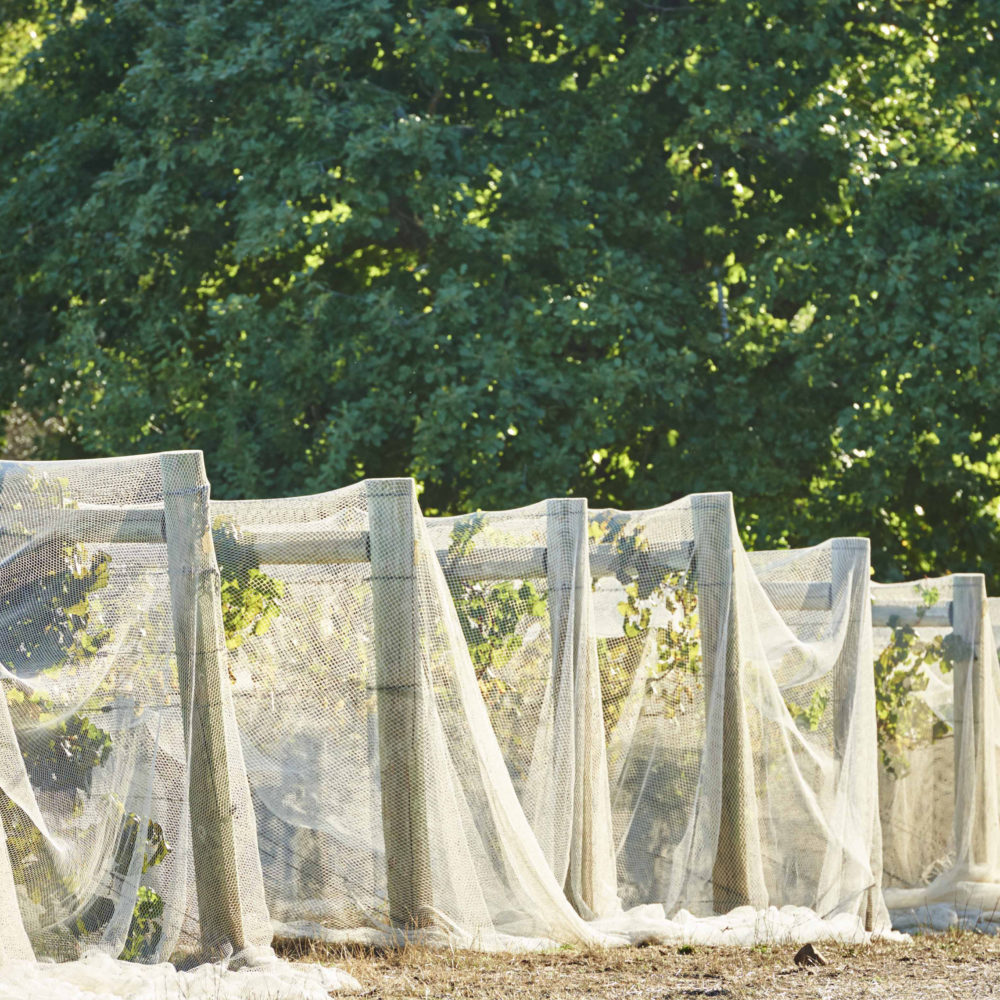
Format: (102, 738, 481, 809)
(6, 505, 965, 627)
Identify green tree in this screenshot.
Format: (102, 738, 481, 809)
(1, 1, 998, 586)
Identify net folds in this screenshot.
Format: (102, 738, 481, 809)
(0, 452, 360, 996)
(873, 575, 1000, 932)
(0, 452, 900, 976)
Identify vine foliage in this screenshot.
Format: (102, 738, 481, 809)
(212, 516, 285, 680)
(875, 584, 968, 778)
(444, 514, 548, 722)
(589, 513, 701, 740)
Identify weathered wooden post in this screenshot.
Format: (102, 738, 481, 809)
(545, 498, 617, 917)
(0, 809, 34, 962)
(367, 478, 433, 927)
(160, 451, 270, 953)
(829, 537, 882, 930)
(691, 493, 765, 914)
(829, 539, 871, 762)
(0, 695, 35, 962)
(951, 574, 995, 871)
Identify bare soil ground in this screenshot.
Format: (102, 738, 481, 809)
(276, 934, 1000, 999)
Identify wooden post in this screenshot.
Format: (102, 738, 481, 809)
(830, 539, 870, 761)
(951, 574, 993, 871)
(829, 538, 881, 930)
(691, 493, 765, 914)
(367, 478, 433, 927)
(545, 498, 616, 916)
(0, 807, 34, 962)
(160, 451, 270, 954)
(0, 694, 35, 961)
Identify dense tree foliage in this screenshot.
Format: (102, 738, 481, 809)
(1, 0, 998, 585)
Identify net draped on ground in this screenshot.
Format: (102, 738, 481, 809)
(1, 448, 996, 987)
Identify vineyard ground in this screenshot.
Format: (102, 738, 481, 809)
(276, 933, 1000, 999)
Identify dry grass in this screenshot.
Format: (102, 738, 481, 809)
(275, 932, 1000, 999)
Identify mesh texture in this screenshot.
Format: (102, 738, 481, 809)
(0, 453, 912, 973)
(431, 496, 887, 936)
(872, 576, 1000, 932)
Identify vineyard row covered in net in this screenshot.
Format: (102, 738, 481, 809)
(0, 452, 997, 992)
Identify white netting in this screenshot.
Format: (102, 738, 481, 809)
(429, 496, 888, 937)
(213, 480, 605, 951)
(0, 454, 897, 971)
(737, 537, 885, 929)
(0, 952, 358, 1000)
(872, 576, 1000, 933)
(0, 452, 357, 996)
(425, 500, 617, 920)
(989, 597, 1000, 656)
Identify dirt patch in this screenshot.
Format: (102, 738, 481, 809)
(276, 933, 1000, 999)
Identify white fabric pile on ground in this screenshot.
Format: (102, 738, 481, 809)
(592, 903, 893, 946)
(0, 951, 359, 1000)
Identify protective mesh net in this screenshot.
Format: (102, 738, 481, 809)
(425, 500, 617, 921)
(0, 455, 899, 977)
(429, 497, 888, 938)
(0, 453, 357, 996)
(872, 576, 1000, 932)
(989, 597, 1000, 655)
(213, 480, 602, 950)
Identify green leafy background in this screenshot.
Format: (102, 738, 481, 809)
(1, 0, 998, 588)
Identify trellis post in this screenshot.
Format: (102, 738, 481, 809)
(545, 498, 616, 916)
(951, 574, 994, 871)
(829, 539, 870, 760)
(160, 451, 269, 953)
(367, 478, 433, 927)
(691, 493, 765, 914)
(830, 537, 881, 929)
